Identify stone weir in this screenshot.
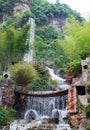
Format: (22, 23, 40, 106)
(15, 86, 68, 97)
(0, 83, 68, 108)
(13, 86, 68, 119)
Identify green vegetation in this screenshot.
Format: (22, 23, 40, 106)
(85, 104, 90, 118)
(36, 25, 62, 43)
(77, 98, 86, 112)
(0, 24, 30, 74)
(0, 0, 21, 15)
(67, 60, 81, 74)
(34, 29, 67, 68)
(0, 0, 85, 74)
(30, 0, 84, 70)
(27, 64, 55, 91)
(9, 63, 39, 86)
(58, 19, 90, 73)
(87, 85, 90, 94)
(87, 126, 90, 130)
(0, 107, 16, 126)
(78, 99, 90, 119)
(0, 11, 34, 30)
(30, 0, 83, 26)
(0, 0, 89, 78)
(9, 63, 56, 91)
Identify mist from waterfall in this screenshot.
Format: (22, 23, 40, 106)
(24, 17, 35, 62)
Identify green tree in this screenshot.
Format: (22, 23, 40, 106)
(0, 24, 30, 74)
(57, 18, 90, 72)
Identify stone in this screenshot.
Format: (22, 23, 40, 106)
(13, 0, 30, 14)
(44, 118, 59, 124)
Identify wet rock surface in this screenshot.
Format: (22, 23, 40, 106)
(69, 109, 86, 129)
(3, 118, 71, 130)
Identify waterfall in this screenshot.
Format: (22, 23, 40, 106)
(5, 67, 71, 130)
(24, 95, 67, 120)
(24, 67, 69, 122)
(24, 18, 35, 63)
(24, 109, 39, 120)
(46, 67, 70, 90)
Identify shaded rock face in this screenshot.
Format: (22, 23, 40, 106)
(13, 91, 27, 118)
(48, 17, 67, 31)
(70, 109, 86, 128)
(13, 0, 30, 14)
(0, 82, 27, 117)
(0, 74, 15, 106)
(2, 88, 15, 106)
(0, 0, 30, 23)
(0, 13, 8, 24)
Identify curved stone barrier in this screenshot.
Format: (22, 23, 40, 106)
(15, 89, 68, 97)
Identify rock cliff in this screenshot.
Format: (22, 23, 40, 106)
(48, 16, 67, 31)
(13, 0, 30, 14)
(0, 0, 30, 24)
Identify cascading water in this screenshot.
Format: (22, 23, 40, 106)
(24, 95, 68, 121)
(24, 17, 35, 63)
(6, 67, 71, 130)
(46, 67, 70, 90)
(23, 67, 70, 127)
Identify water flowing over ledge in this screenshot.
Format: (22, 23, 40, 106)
(3, 67, 71, 130)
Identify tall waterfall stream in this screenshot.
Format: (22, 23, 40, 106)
(24, 18, 35, 62)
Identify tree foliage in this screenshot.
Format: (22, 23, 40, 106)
(34, 34, 67, 68)
(86, 104, 90, 118)
(0, 24, 30, 74)
(27, 64, 55, 91)
(36, 25, 62, 43)
(0, 0, 85, 73)
(58, 18, 90, 72)
(0, 0, 21, 15)
(30, 0, 83, 26)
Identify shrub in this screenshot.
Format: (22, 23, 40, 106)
(0, 107, 16, 126)
(51, 80, 58, 90)
(68, 59, 82, 73)
(87, 85, 90, 94)
(86, 125, 90, 130)
(9, 63, 39, 86)
(86, 104, 90, 118)
(27, 64, 52, 91)
(77, 98, 86, 112)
